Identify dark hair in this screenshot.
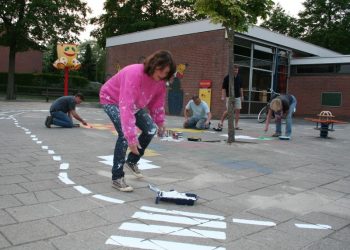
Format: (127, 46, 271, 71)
(192, 95, 199, 101)
(75, 93, 85, 101)
(144, 50, 176, 80)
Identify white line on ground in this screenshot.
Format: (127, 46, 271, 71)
(232, 218, 276, 227)
(119, 222, 226, 240)
(105, 235, 225, 250)
(73, 185, 92, 194)
(295, 223, 332, 230)
(92, 194, 124, 204)
(141, 206, 225, 220)
(132, 212, 226, 229)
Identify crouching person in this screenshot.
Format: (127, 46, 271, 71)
(183, 95, 212, 130)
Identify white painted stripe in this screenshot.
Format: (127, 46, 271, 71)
(32, 138, 38, 141)
(120, 222, 226, 240)
(141, 206, 225, 220)
(30, 135, 36, 138)
(42, 146, 48, 150)
(92, 194, 124, 204)
(132, 212, 226, 229)
(295, 223, 332, 230)
(58, 173, 75, 185)
(60, 163, 69, 170)
(232, 218, 276, 227)
(74, 185, 92, 194)
(53, 156, 61, 161)
(25, 131, 31, 134)
(48, 150, 55, 154)
(105, 235, 226, 250)
(36, 141, 42, 144)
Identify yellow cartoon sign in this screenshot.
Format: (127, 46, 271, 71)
(53, 43, 81, 70)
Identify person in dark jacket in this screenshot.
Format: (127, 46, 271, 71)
(45, 93, 87, 128)
(264, 94, 297, 137)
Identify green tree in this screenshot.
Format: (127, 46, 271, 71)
(42, 38, 59, 73)
(91, 0, 203, 48)
(78, 40, 106, 83)
(298, 0, 350, 54)
(194, 0, 273, 143)
(80, 43, 96, 81)
(261, 3, 303, 38)
(0, 0, 90, 100)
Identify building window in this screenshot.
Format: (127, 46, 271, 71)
(292, 63, 350, 75)
(321, 92, 341, 107)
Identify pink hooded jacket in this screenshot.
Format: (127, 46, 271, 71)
(100, 64, 166, 145)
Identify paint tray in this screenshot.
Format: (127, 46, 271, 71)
(149, 184, 198, 206)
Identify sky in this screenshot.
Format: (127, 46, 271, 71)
(79, 0, 305, 41)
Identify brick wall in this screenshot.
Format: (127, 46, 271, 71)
(0, 46, 43, 73)
(106, 30, 229, 119)
(289, 75, 350, 118)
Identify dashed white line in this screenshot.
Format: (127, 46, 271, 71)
(74, 185, 92, 194)
(92, 194, 124, 204)
(232, 218, 276, 227)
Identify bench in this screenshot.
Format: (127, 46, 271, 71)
(42, 88, 75, 102)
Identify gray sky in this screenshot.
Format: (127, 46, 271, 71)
(79, 0, 305, 41)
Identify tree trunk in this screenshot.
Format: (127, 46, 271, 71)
(227, 28, 236, 143)
(6, 46, 16, 100)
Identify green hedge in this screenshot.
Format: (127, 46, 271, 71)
(0, 72, 95, 97)
(0, 72, 89, 89)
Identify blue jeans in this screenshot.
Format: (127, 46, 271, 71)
(103, 104, 157, 180)
(51, 111, 73, 128)
(275, 95, 297, 136)
(184, 117, 209, 129)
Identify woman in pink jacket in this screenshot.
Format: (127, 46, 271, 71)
(100, 50, 176, 192)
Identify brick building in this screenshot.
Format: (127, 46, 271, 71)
(105, 19, 350, 118)
(0, 46, 42, 73)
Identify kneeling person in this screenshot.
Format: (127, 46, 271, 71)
(183, 95, 211, 130)
(45, 93, 87, 128)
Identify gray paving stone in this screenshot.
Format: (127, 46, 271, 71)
(3, 241, 56, 250)
(0, 184, 27, 195)
(6, 203, 62, 222)
(0, 176, 28, 185)
(13, 193, 38, 205)
(35, 190, 62, 203)
(49, 226, 117, 250)
(0, 209, 16, 226)
(0, 219, 64, 245)
(18, 180, 63, 192)
(0, 195, 22, 209)
(48, 197, 104, 214)
(49, 211, 109, 233)
(0, 233, 11, 248)
(0, 168, 30, 176)
(22, 173, 58, 181)
(303, 237, 350, 250)
(330, 225, 350, 243)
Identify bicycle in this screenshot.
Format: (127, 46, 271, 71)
(257, 88, 280, 123)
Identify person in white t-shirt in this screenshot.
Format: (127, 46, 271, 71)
(183, 95, 212, 130)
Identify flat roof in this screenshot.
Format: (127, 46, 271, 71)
(106, 19, 341, 57)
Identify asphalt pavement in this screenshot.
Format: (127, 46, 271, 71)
(0, 100, 349, 250)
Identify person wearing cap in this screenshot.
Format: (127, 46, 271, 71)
(45, 93, 87, 128)
(264, 94, 297, 137)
